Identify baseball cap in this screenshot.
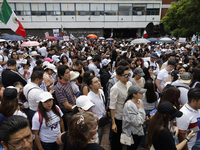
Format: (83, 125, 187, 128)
(75, 95, 94, 111)
(54, 58, 60, 63)
(180, 72, 192, 84)
(157, 59, 163, 64)
(127, 85, 147, 98)
(3, 86, 19, 100)
(61, 46, 66, 50)
(3, 49, 9, 54)
(87, 56, 93, 61)
(167, 60, 176, 66)
(45, 57, 53, 62)
(102, 59, 111, 67)
(150, 52, 158, 59)
(134, 67, 145, 76)
(157, 101, 183, 117)
(39, 92, 54, 102)
(45, 63, 57, 73)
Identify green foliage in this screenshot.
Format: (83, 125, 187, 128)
(161, 0, 200, 37)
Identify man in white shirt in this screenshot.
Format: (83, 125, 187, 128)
(109, 66, 132, 150)
(88, 55, 101, 79)
(38, 43, 47, 57)
(0, 49, 9, 69)
(87, 75, 106, 144)
(177, 88, 200, 150)
(23, 70, 44, 119)
(155, 60, 176, 93)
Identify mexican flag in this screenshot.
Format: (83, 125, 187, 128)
(61, 25, 64, 36)
(0, 0, 26, 38)
(142, 30, 148, 38)
(196, 33, 200, 46)
(110, 29, 113, 38)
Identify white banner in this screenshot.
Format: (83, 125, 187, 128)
(63, 36, 69, 41)
(45, 32, 49, 37)
(53, 29, 59, 37)
(179, 38, 186, 43)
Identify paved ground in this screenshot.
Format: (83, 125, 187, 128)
(100, 123, 149, 150)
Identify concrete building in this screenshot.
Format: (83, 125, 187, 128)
(0, 0, 164, 38)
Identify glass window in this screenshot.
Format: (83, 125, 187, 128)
(61, 4, 75, 15)
(31, 3, 46, 16)
(119, 4, 132, 16)
(133, 4, 146, 15)
(105, 4, 118, 16)
(46, 4, 60, 16)
(147, 4, 160, 15)
(76, 4, 89, 16)
(16, 3, 30, 16)
(91, 4, 104, 16)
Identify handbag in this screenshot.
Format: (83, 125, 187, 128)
(120, 133, 134, 146)
(99, 94, 111, 127)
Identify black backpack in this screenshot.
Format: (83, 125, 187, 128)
(160, 84, 189, 98)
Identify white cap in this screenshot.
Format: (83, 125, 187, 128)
(45, 63, 57, 73)
(61, 46, 66, 50)
(87, 56, 93, 61)
(75, 95, 94, 110)
(39, 92, 54, 102)
(181, 47, 185, 50)
(52, 55, 59, 61)
(54, 58, 60, 63)
(116, 49, 122, 52)
(30, 51, 39, 56)
(70, 71, 80, 81)
(102, 59, 111, 67)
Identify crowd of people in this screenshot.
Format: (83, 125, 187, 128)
(0, 37, 200, 150)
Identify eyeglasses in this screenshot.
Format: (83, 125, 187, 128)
(8, 134, 35, 149)
(121, 73, 131, 78)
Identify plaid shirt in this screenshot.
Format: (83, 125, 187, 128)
(55, 80, 76, 114)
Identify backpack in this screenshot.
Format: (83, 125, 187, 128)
(147, 61, 157, 70)
(160, 84, 190, 98)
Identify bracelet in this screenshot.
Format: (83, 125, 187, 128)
(185, 138, 189, 142)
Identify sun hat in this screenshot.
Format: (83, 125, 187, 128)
(157, 101, 183, 117)
(70, 71, 80, 81)
(87, 56, 93, 61)
(102, 59, 111, 67)
(75, 95, 94, 110)
(127, 85, 147, 98)
(180, 72, 192, 84)
(134, 67, 145, 76)
(39, 92, 54, 102)
(30, 51, 39, 56)
(22, 53, 29, 59)
(45, 63, 57, 73)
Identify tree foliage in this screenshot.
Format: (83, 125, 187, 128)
(161, 0, 200, 37)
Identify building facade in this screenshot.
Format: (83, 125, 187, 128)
(0, 0, 163, 37)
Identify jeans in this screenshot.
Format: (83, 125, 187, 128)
(29, 109, 36, 120)
(97, 126, 105, 145)
(127, 135, 142, 150)
(41, 141, 59, 150)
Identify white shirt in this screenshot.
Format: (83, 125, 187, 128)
(177, 103, 200, 150)
(23, 82, 44, 111)
(87, 89, 106, 119)
(144, 60, 160, 76)
(70, 81, 80, 94)
(156, 69, 170, 93)
(38, 46, 47, 57)
(88, 62, 100, 79)
(13, 110, 27, 118)
(0, 54, 8, 69)
(18, 67, 33, 82)
(32, 105, 63, 143)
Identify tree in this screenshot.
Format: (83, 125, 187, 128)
(161, 0, 200, 37)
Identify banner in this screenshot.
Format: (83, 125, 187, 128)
(63, 36, 69, 41)
(179, 38, 186, 43)
(45, 32, 49, 37)
(53, 29, 59, 37)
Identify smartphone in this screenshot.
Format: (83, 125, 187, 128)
(191, 126, 200, 133)
(51, 85, 56, 91)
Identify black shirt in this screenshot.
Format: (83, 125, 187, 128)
(61, 132, 105, 150)
(153, 128, 177, 150)
(2, 69, 27, 88)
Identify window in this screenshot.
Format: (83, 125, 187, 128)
(76, 4, 89, 16)
(61, 4, 75, 15)
(16, 3, 31, 16)
(105, 4, 118, 15)
(133, 4, 146, 15)
(119, 4, 132, 16)
(46, 4, 60, 16)
(31, 3, 46, 16)
(90, 4, 104, 16)
(147, 4, 160, 15)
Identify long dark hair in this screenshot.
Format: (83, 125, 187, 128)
(0, 98, 18, 118)
(145, 80, 157, 103)
(142, 67, 153, 82)
(38, 100, 61, 126)
(159, 87, 180, 110)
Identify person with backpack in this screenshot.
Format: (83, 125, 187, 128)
(32, 92, 65, 150)
(144, 52, 159, 76)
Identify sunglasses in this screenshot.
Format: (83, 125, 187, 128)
(121, 73, 131, 78)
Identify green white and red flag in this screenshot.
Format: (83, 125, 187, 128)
(61, 25, 64, 36)
(0, 0, 26, 38)
(142, 30, 148, 38)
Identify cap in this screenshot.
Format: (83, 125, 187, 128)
(45, 63, 57, 73)
(17, 50, 24, 54)
(134, 67, 145, 76)
(156, 59, 163, 64)
(167, 60, 176, 66)
(52, 55, 59, 61)
(75, 95, 94, 110)
(102, 59, 111, 67)
(157, 101, 183, 117)
(30, 51, 39, 56)
(3, 49, 9, 54)
(7, 59, 16, 66)
(22, 53, 29, 59)
(116, 49, 122, 52)
(150, 52, 158, 59)
(70, 71, 80, 81)
(54, 58, 60, 63)
(180, 72, 192, 84)
(87, 56, 93, 61)
(3, 86, 18, 100)
(21, 59, 30, 66)
(127, 85, 147, 98)
(45, 57, 53, 62)
(61, 46, 66, 50)
(39, 92, 54, 102)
